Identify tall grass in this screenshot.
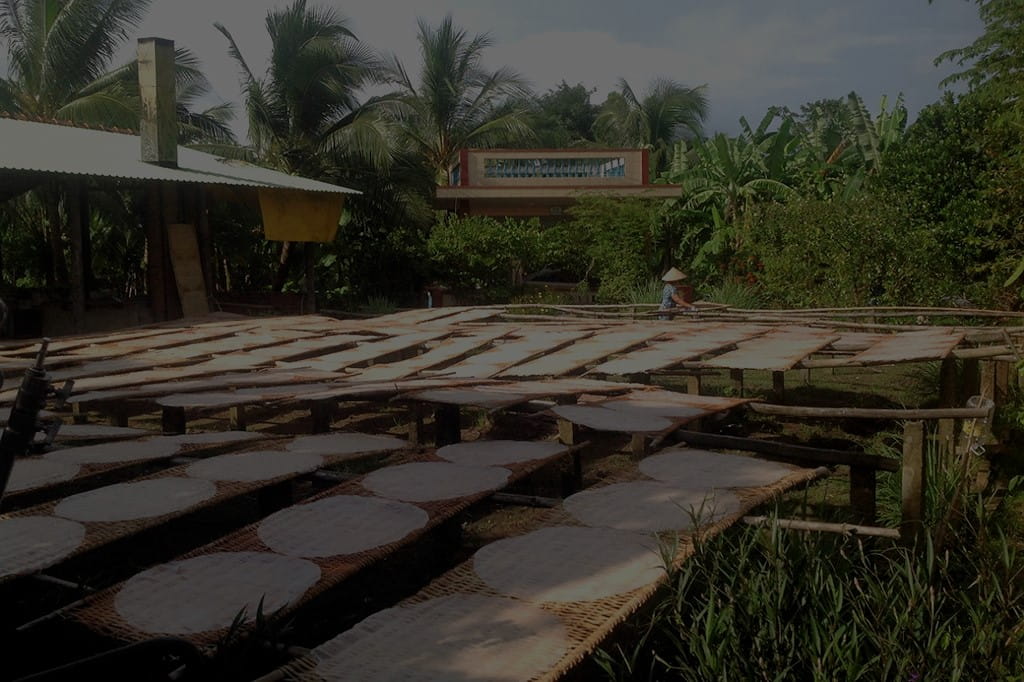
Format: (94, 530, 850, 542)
(702, 279, 764, 309)
(623, 279, 664, 306)
(595, 434, 1024, 681)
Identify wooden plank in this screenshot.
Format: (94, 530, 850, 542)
(851, 329, 965, 366)
(587, 325, 768, 375)
(352, 329, 511, 382)
(498, 329, 660, 378)
(901, 421, 925, 543)
(440, 331, 592, 379)
(699, 329, 840, 371)
(68, 369, 343, 406)
(416, 307, 504, 326)
(166, 223, 210, 317)
(278, 331, 450, 372)
(850, 466, 877, 522)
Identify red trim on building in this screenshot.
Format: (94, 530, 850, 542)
(459, 149, 469, 186)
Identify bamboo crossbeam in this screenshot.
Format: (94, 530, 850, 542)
(742, 516, 900, 538)
(672, 429, 898, 472)
(747, 403, 991, 420)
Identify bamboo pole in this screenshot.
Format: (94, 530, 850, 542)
(747, 403, 990, 420)
(672, 430, 898, 472)
(743, 516, 900, 539)
(900, 421, 926, 543)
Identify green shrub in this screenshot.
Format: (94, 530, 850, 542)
(425, 213, 543, 299)
(596, 503, 1024, 681)
(702, 278, 764, 308)
(554, 196, 676, 302)
(748, 193, 956, 308)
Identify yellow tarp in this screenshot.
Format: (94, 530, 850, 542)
(258, 188, 344, 242)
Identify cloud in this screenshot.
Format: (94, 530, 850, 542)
(3, 0, 983, 137)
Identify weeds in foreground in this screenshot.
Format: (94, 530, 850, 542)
(702, 279, 764, 309)
(596, 495, 1024, 681)
(596, 427, 1024, 682)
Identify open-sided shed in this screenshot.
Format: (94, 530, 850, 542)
(0, 38, 358, 333)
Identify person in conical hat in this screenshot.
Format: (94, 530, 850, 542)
(659, 267, 696, 318)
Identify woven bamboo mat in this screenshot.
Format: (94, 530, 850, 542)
(277, 453, 825, 682)
(3, 431, 270, 506)
(0, 439, 410, 584)
(69, 441, 579, 649)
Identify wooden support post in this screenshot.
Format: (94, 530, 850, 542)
(195, 186, 214, 299)
(557, 418, 579, 446)
(962, 358, 980, 402)
(72, 403, 88, 425)
(630, 433, 649, 459)
(939, 357, 958, 408)
(849, 466, 877, 523)
(303, 242, 317, 314)
(802, 368, 811, 385)
(161, 406, 186, 434)
(995, 360, 1011, 406)
(408, 404, 427, 445)
(67, 181, 86, 334)
(937, 418, 955, 460)
(730, 369, 744, 397)
(434, 404, 461, 447)
(772, 371, 785, 400)
(310, 400, 333, 434)
(145, 184, 167, 321)
(685, 374, 701, 395)
(229, 406, 247, 431)
(901, 420, 926, 544)
(109, 409, 128, 428)
(980, 360, 996, 402)
(257, 481, 294, 515)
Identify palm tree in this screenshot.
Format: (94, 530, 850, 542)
(382, 14, 533, 184)
(0, 0, 233, 288)
(595, 77, 709, 176)
(216, 0, 393, 177)
(0, 0, 232, 139)
(217, 0, 397, 290)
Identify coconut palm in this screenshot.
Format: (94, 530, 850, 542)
(595, 78, 709, 177)
(216, 0, 394, 177)
(0, 0, 232, 140)
(217, 0, 399, 290)
(382, 14, 533, 184)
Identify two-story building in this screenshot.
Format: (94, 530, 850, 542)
(436, 148, 681, 223)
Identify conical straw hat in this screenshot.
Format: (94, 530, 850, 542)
(661, 267, 687, 282)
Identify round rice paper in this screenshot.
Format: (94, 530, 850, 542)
(436, 440, 565, 467)
(114, 552, 320, 634)
(185, 450, 322, 482)
(551, 404, 672, 433)
(54, 477, 217, 522)
(0, 516, 86, 578)
(564, 481, 742, 532)
(258, 495, 428, 558)
(43, 438, 181, 465)
(311, 594, 569, 682)
(285, 432, 408, 457)
(362, 462, 510, 502)
(474, 526, 662, 603)
(640, 448, 795, 489)
(6, 458, 81, 492)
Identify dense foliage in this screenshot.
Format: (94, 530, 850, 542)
(2, 0, 1024, 311)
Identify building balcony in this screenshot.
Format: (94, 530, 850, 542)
(436, 148, 681, 218)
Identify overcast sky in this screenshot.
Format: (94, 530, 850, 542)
(122, 1, 982, 136)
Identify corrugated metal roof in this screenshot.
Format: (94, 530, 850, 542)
(0, 117, 358, 195)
